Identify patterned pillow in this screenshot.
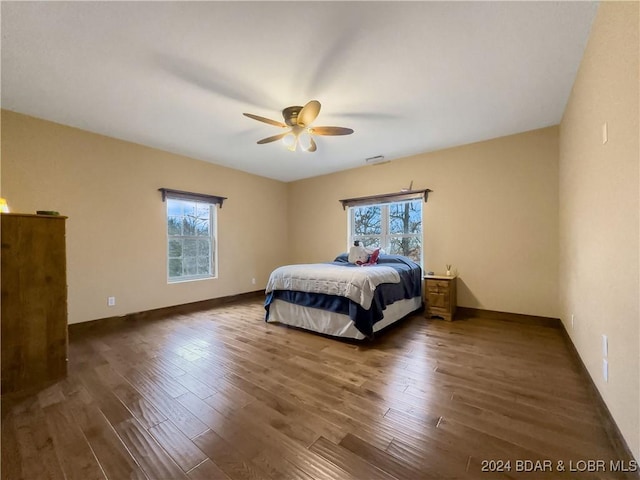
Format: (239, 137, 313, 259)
(368, 248, 380, 264)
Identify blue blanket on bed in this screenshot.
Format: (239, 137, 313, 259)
(264, 254, 422, 338)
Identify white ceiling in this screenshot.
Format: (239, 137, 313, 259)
(1, 1, 598, 182)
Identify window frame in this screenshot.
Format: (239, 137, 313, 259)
(165, 197, 218, 283)
(348, 199, 423, 267)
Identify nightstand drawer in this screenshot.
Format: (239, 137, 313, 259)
(427, 280, 450, 291)
(427, 291, 449, 309)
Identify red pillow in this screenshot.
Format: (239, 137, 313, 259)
(365, 248, 380, 265)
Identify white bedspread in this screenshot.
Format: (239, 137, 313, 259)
(265, 263, 400, 310)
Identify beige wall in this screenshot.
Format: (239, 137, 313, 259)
(559, 1, 639, 460)
(1, 110, 289, 324)
(288, 127, 560, 318)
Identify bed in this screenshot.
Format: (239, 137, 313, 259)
(264, 254, 423, 340)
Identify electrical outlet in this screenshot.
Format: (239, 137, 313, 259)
(251, 278, 256, 285)
(602, 334, 608, 357)
(603, 359, 608, 382)
(602, 122, 608, 144)
(107, 296, 116, 307)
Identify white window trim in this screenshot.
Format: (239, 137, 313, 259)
(166, 198, 218, 284)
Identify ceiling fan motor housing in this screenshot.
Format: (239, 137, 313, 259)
(282, 106, 303, 126)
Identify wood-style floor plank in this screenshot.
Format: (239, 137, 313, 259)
(42, 402, 106, 480)
(118, 367, 210, 439)
(309, 436, 396, 480)
(148, 419, 208, 472)
(338, 432, 429, 480)
(64, 383, 147, 480)
(0, 415, 23, 480)
(191, 428, 272, 480)
(187, 458, 232, 480)
(2, 298, 635, 480)
(114, 418, 189, 479)
(93, 363, 167, 429)
(8, 400, 66, 480)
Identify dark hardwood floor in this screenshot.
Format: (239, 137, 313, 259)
(1, 299, 637, 479)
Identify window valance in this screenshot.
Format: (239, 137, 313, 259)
(339, 189, 431, 210)
(158, 188, 227, 208)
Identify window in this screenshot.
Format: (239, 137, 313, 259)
(166, 197, 216, 282)
(349, 199, 423, 264)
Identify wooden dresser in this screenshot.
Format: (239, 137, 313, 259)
(424, 274, 457, 321)
(1, 213, 68, 395)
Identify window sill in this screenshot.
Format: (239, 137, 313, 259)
(168, 275, 216, 284)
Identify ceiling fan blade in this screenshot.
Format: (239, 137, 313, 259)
(307, 137, 317, 152)
(257, 132, 289, 144)
(309, 126, 354, 136)
(243, 113, 287, 128)
(297, 100, 321, 127)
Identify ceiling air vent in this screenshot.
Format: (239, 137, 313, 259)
(365, 155, 389, 166)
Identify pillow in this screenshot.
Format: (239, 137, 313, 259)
(358, 248, 380, 266)
(334, 253, 349, 263)
(348, 244, 368, 264)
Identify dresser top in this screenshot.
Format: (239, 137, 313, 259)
(1, 212, 67, 219)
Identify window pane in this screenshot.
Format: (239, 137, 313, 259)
(183, 239, 197, 257)
(196, 203, 210, 217)
(195, 203, 210, 236)
(389, 201, 422, 234)
(167, 199, 184, 216)
(195, 216, 210, 236)
(354, 237, 382, 249)
(197, 239, 210, 256)
(183, 216, 196, 236)
(389, 236, 422, 262)
(352, 206, 382, 235)
(183, 202, 196, 217)
(169, 258, 183, 277)
(168, 239, 182, 258)
(184, 257, 197, 276)
(168, 216, 182, 236)
(197, 256, 210, 275)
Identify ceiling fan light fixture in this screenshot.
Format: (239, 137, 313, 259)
(298, 131, 313, 152)
(282, 132, 297, 150)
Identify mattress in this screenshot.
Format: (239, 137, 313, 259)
(267, 295, 422, 340)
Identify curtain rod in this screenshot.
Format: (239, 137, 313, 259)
(339, 189, 432, 210)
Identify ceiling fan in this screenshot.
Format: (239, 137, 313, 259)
(243, 100, 353, 152)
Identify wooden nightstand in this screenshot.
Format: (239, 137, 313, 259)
(424, 274, 457, 321)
